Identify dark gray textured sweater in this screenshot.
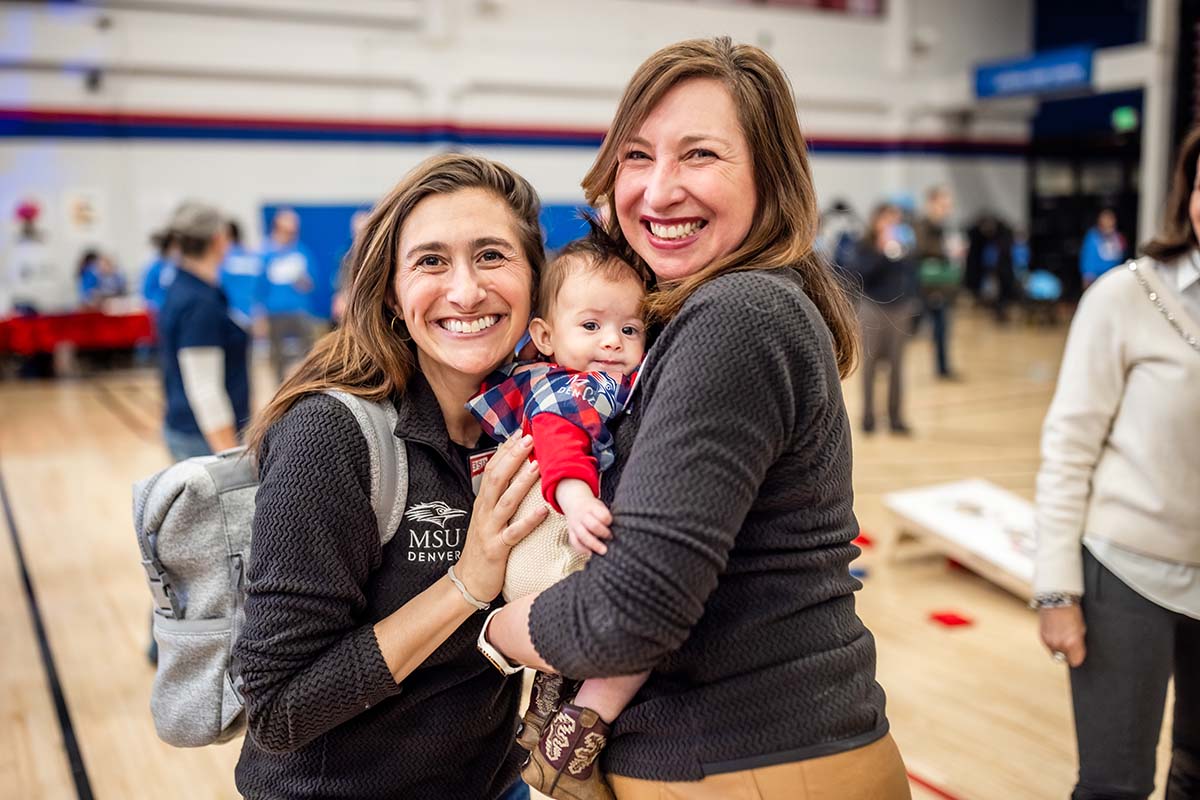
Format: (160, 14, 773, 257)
(528, 268, 889, 780)
(234, 377, 522, 799)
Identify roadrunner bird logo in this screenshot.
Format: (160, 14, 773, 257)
(404, 501, 468, 528)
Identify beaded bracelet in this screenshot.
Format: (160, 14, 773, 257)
(1029, 592, 1080, 609)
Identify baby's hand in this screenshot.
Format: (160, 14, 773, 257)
(554, 479, 612, 555)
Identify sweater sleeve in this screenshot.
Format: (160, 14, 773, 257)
(531, 414, 599, 512)
(1034, 271, 1129, 595)
(527, 274, 817, 677)
(234, 394, 402, 753)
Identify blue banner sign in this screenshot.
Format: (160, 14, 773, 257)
(975, 46, 1093, 99)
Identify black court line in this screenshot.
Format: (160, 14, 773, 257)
(0, 465, 94, 800)
(93, 382, 158, 442)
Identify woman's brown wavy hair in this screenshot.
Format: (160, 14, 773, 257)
(582, 36, 858, 377)
(1143, 125, 1200, 262)
(246, 153, 544, 455)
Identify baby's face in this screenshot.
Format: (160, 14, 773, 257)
(539, 269, 645, 376)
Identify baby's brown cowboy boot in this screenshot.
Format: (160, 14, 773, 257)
(517, 671, 576, 751)
(521, 702, 615, 800)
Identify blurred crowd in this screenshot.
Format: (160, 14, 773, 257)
(818, 187, 1128, 435)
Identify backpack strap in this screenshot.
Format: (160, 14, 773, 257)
(132, 470, 183, 619)
(323, 390, 408, 546)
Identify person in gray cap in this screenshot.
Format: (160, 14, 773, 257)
(157, 200, 251, 462)
(147, 201, 254, 665)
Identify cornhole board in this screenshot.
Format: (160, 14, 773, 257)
(882, 478, 1034, 600)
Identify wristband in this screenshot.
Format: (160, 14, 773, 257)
(447, 564, 490, 612)
(476, 608, 524, 676)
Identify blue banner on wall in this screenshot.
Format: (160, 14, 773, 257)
(975, 46, 1093, 99)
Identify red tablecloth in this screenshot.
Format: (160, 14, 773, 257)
(0, 311, 156, 355)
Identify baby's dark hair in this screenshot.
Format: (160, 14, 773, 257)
(536, 216, 645, 319)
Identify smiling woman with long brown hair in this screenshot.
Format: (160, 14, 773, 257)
(484, 37, 909, 800)
(232, 154, 549, 799)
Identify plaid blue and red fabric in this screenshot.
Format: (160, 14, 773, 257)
(466, 361, 639, 472)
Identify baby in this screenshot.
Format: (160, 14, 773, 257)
(467, 228, 648, 800)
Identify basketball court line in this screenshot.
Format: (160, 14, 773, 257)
(908, 770, 966, 800)
(92, 382, 158, 442)
(0, 461, 93, 800)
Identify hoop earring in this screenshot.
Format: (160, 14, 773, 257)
(390, 315, 411, 343)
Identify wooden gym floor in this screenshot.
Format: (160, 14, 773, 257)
(0, 308, 1174, 799)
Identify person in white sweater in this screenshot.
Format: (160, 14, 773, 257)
(1034, 126, 1200, 800)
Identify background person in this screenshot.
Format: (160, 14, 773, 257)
(233, 154, 549, 800)
(332, 208, 371, 324)
(483, 37, 909, 799)
(1079, 207, 1127, 289)
(78, 250, 127, 307)
(6, 199, 56, 315)
(140, 230, 179, 316)
(1035, 127, 1200, 800)
(852, 202, 920, 435)
(964, 212, 1018, 320)
(219, 220, 262, 331)
(915, 185, 961, 380)
(255, 208, 317, 382)
(156, 201, 249, 461)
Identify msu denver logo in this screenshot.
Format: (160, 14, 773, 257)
(406, 501, 468, 563)
(405, 501, 468, 528)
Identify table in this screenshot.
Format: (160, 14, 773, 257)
(0, 310, 156, 356)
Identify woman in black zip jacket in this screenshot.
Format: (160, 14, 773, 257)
(232, 154, 549, 800)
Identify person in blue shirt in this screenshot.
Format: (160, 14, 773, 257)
(140, 231, 179, 315)
(78, 250, 128, 307)
(219, 220, 262, 331)
(157, 201, 250, 462)
(330, 209, 369, 324)
(255, 208, 318, 383)
(1079, 208, 1127, 288)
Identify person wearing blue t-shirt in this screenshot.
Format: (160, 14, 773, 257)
(157, 201, 250, 461)
(78, 250, 128, 307)
(140, 231, 179, 315)
(255, 208, 317, 382)
(330, 209, 369, 324)
(220, 220, 262, 331)
(1079, 208, 1127, 288)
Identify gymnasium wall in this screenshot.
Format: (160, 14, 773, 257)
(1, 0, 1033, 303)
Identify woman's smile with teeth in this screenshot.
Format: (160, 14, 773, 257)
(647, 220, 706, 239)
(438, 315, 500, 334)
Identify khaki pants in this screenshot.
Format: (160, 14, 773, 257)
(608, 733, 910, 800)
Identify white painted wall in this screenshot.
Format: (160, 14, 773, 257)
(1, 0, 1034, 309)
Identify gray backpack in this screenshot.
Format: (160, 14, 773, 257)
(132, 391, 407, 747)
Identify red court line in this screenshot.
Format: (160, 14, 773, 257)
(907, 770, 965, 800)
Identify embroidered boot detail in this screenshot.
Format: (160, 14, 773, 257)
(522, 702, 615, 800)
(516, 671, 577, 752)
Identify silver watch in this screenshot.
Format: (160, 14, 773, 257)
(476, 608, 523, 676)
